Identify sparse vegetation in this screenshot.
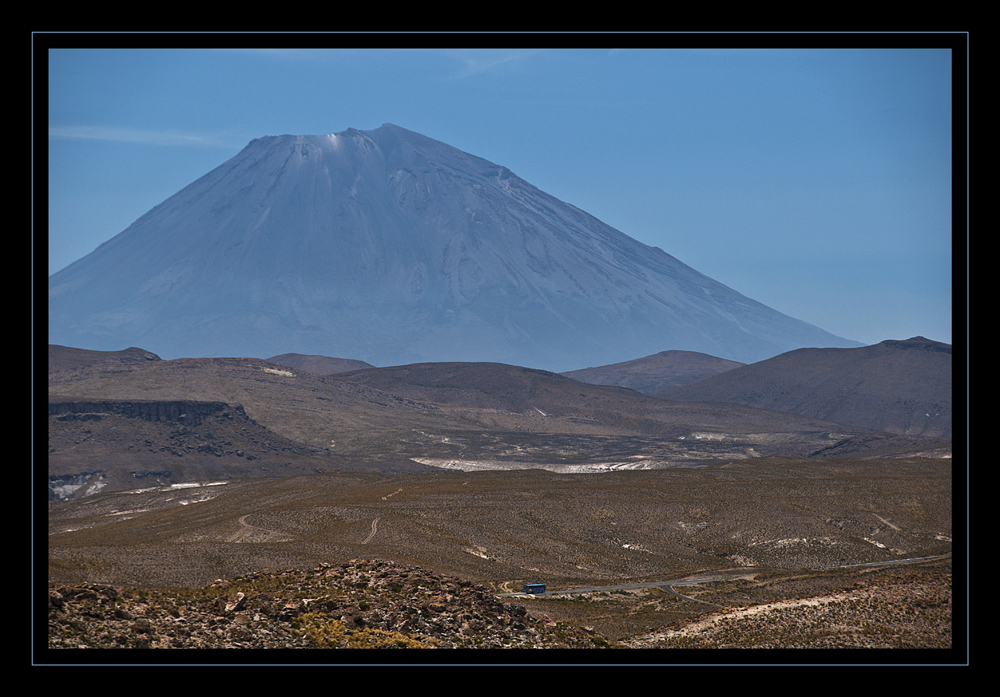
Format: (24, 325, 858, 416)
(623, 560, 952, 649)
(45, 457, 953, 655)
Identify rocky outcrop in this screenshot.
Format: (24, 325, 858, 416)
(46, 559, 614, 650)
(48, 471, 107, 501)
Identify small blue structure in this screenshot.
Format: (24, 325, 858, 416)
(522, 583, 546, 594)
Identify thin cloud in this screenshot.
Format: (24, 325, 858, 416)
(48, 125, 242, 148)
(442, 49, 544, 78)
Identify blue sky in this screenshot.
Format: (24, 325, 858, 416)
(43, 42, 959, 347)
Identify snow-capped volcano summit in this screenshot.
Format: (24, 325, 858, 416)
(48, 123, 860, 371)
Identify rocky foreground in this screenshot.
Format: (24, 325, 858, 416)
(46, 559, 612, 650)
(45, 557, 956, 656)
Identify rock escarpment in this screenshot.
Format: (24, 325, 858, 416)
(47, 399, 329, 500)
(49, 400, 242, 427)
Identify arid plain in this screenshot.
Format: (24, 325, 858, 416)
(44, 343, 957, 656)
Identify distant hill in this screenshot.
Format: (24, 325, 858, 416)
(47, 352, 948, 499)
(657, 337, 952, 437)
(47, 353, 865, 446)
(336, 361, 736, 421)
(561, 350, 744, 396)
(267, 353, 374, 375)
(332, 360, 878, 438)
(47, 355, 455, 447)
(336, 361, 616, 413)
(49, 344, 161, 374)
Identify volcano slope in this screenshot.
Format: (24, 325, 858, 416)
(47, 124, 861, 370)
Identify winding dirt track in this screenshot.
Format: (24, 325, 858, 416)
(363, 517, 380, 545)
(500, 554, 951, 600)
(227, 514, 284, 543)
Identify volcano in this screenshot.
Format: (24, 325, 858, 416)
(48, 123, 861, 371)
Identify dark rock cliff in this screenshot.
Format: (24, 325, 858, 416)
(48, 400, 244, 428)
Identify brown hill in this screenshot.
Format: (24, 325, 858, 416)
(266, 353, 374, 375)
(332, 361, 849, 435)
(50, 355, 857, 444)
(336, 361, 641, 412)
(47, 355, 460, 450)
(48, 349, 945, 500)
(658, 337, 952, 437)
(46, 398, 353, 500)
(46, 354, 454, 497)
(331, 361, 948, 464)
(48, 344, 161, 374)
(561, 350, 745, 395)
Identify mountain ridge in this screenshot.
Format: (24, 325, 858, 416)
(657, 336, 952, 437)
(561, 349, 745, 395)
(266, 353, 374, 375)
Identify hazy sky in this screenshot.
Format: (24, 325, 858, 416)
(42, 40, 960, 347)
